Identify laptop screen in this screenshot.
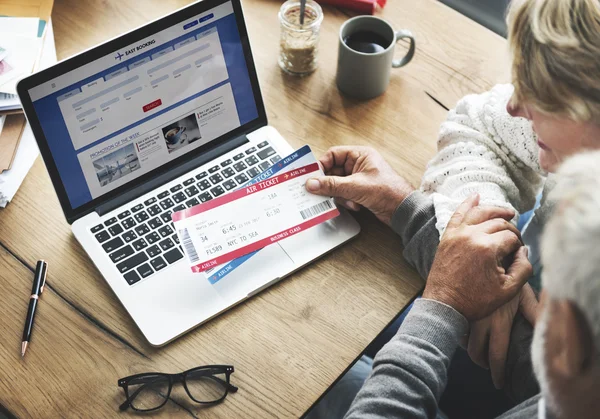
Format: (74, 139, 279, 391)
(26, 0, 259, 211)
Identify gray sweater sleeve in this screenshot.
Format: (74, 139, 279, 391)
(391, 191, 440, 279)
(344, 298, 468, 419)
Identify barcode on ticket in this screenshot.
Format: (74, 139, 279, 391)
(300, 200, 334, 220)
(180, 228, 200, 263)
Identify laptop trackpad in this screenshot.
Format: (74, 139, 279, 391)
(211, 244, 294, 300)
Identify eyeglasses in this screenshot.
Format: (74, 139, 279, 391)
(118, 365, 238, 412)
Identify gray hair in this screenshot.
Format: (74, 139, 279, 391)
(541, 150, 600, 355)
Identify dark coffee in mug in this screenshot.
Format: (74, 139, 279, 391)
(343, 31, 391, 54)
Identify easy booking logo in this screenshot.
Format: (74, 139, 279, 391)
(114, 39, 156, 61)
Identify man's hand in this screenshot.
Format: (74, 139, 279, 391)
(305, 146, 415, 226)
(423, 194, 533, 322)
(467, 283, 538, 389)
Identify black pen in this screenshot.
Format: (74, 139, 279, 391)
(21, 260, 48, 357)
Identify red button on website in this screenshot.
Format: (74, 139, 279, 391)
(143, 99, 162, 112)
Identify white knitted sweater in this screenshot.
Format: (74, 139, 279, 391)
(420, 84, 546, 236)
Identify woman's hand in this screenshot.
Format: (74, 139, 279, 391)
(305, 146, 415, 226)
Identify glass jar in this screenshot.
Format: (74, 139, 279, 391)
(278, 0, 324, 75)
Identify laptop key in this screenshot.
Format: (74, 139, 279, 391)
(158, 225, 174, 238)
(147, 204, 162, 216)
(124, 270, 141, 285)
(118, 210, 131, 219)
(135, 224, 150, 236)
(184, 185, 199, 197)
(104, 217, 118, 227)
(171, 233, 180, 244)
(116, 253, 148, 274)
(170, 184, 183, 193)
(160, 198, 175, 210)
(108, 224, 124, 236)
(245, 147, 257, 155)
(198, 192, 212, 203)
(233, 153, 245, 161)
(270, 155, 281, 164)
(164, 247, 184, 264)
(148, 217, 163, 230)
(159, 238, 175, 251)
(211, 185, 225, 197)
(234, 173, 249, 184)
(173, 204, 186, 212)
(122, 231, 137, 242)
(137, 263, 154, 278)
(233, 162, 247, 172)
(131, 204, 144, 213)
(208, 165, 220, 173)
(147, 244, 162, 258)
(195, 171, 208, 180)
(257, 147, 276, 160)
(151, 256, 167, 271)
(222, 167, 235, 178)
(122, 217, 136, 230)
(223, 180, 237, 191)
(198, 180, 211, 191)
(245, 155, 259, 166)
(257, 140, 269, 148)
(144, 197, 157, 206)
(209, 173, 223, 184)
(109, 245, 134, 263)
(247, 167, 260, 178)
(160, 211, 173, 224)
(186, 198, 200, 208)
(183, 178, 195, 186)
(157, 191, 170, 199)
(134, 211, 149, 223)
(258, 161, 270, 171)
(146, 232, 161, 244)
(132, 238, 149, 251)
(172, 192, 186, 203)
(91, 224, 104, 234)
(102, 237, 123, 252)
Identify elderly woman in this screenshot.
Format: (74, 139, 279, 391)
(305, 0, 600, 416)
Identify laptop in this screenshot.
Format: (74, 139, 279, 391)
(17, 0, 360, 346)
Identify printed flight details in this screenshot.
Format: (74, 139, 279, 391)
(172, 161, 339, 273)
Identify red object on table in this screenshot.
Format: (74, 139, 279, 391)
(317, 0, 386, 15)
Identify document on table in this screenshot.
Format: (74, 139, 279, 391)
(173, 147, 339, 273)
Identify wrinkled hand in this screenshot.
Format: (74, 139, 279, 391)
(467, 284, 538, 389)
(423, 194, 533, 321)
(305, 146, 415, 226)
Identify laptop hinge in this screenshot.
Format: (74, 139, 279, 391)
(96, 134, 249, 216)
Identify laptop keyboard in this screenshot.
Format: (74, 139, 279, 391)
(89, 141, 281, 286)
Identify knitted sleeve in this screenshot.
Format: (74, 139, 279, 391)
(420, 84, 546, 237)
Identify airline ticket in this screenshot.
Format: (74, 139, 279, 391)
(203, 145, 316, 283)
(173, 160, 339, 273)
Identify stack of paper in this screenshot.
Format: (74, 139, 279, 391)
(0, 21, 56, 207)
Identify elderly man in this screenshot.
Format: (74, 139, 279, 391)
(342, 150, 600, 419)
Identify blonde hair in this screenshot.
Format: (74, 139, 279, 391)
(507, 0, 600, 121)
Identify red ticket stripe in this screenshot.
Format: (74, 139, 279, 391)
(190, 207, 340, 273)
(172, 162, 321, 222)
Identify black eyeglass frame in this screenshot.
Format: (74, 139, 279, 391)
(118, 365, 238, 412)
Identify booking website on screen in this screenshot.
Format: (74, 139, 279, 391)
(28, 1, 258, 209)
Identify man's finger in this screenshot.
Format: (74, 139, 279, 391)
(318, 146, 362, 173)
(464, 205, 516, 226)
(334, 198, 360, 212)
(491, 231, 522, 259)
(306, 175, 357, 201)
(489, 314, 512, 389)
(467, 319, 491, 369)
(480, 218, 522, 241)
(503, 246, 533, 295)
(519, 283, 539, 326)
(446, 194, 481, 230)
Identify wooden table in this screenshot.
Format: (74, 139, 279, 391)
(0, 0, 509, 417)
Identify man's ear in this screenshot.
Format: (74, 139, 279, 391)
(548, 300, 595, 378)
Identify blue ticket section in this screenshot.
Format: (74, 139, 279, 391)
(206, 145, 313, 284)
